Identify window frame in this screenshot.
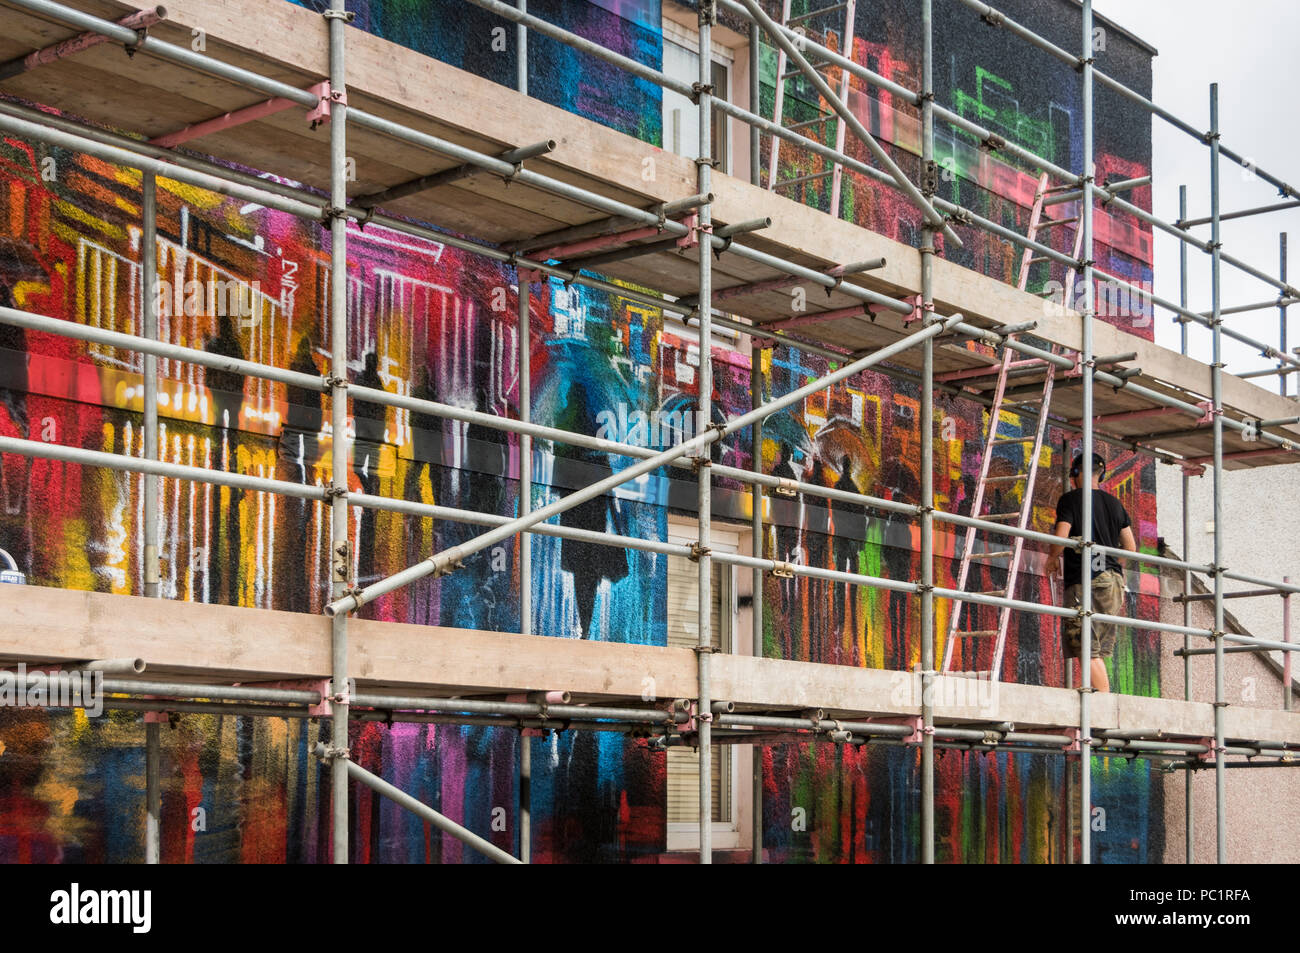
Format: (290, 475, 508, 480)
(663, 520, 753, 853)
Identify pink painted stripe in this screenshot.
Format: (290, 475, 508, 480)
(14, 8, 163, 75)
(532, 223, 665, 262)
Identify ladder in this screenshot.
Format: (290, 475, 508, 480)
(766, 0, 857, 217)
(940, 172, 1085, 680)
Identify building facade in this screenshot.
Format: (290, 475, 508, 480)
(0, 0, 1161, 862)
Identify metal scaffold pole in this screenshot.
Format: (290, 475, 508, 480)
(749, 13, 763, 868)
(516, 14, 532, 866)
(919, 0, 936, 867)
(326, 0, 351, 866)
(1284, 576, 1293, 712)
(1079, 0, 1095, 866)
(750, 335, 763, 866)
(516, 0, 527, 95)
(141, 169, 161, 865)
(1178, 183, 1194, 865)
(1281, 233, 1290, 397)
(1208, 82, 1227, 865)
(749, 20, 760, 189)
(517, 283, 533, 861)
(696, 0, 716, 866)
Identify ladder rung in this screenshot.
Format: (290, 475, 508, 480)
(991, 437, 1036, 445)
(787, 1, 849, 24)
(1027, 256, 1051, 263)
(969, 551, 1013, 560)
(950, 670, 994, 679)
(774, 170, 834, 188)
(781, 62, 836, 81)
(1037, 216, 1079, 228)
(983, 511, 1021, 520)
(981, 590, 1006, 597)
(957, 630, 999, 639)
(787, 114, 835, 132)
(985, 473, 1029, 483)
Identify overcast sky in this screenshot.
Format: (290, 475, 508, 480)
(1091, 0, 1300, 387)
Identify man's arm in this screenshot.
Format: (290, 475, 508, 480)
(1116, 525, 1138, 564)
(1043, 519, 1073, 576)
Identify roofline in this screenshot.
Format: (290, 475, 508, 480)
(1068, 0, 1159, 57)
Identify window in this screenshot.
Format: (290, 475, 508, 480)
(664, 522, 752, 852)
(661, 19, 732, 176)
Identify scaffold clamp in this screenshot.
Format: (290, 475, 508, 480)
(306, 80, 339, 127)
(676, 213, 701, 250)
(772, 561, 797, 579)
(316, 743, 351, 763)
(774, 477, 799, 498)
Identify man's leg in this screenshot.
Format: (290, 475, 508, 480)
(1088, 572, 1123, 694)
(1090, 657, 1110, 694)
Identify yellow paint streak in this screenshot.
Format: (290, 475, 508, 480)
(68, 707, 90, 743)
(54, 199, 125, 242)
(158, 176, 224, 211)
(10, 280, 48, 307)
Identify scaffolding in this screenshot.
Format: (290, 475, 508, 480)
(0, 0, 1296, 865)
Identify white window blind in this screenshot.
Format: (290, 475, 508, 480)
(665, 554, 728, 824)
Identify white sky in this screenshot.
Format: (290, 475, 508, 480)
(1091, 0, 1300, 387)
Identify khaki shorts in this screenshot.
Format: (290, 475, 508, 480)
(1062, 571, 1125, 659)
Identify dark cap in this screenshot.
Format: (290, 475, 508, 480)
(1071, 452, 1106, 478)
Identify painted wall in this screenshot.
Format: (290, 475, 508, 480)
(0, 0, 1160, 863)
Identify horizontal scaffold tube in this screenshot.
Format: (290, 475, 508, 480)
(349, 692, 673, 724)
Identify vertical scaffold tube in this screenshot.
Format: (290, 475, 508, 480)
(1208, 83, 1227, 865)
(749, 22, 760, 188)
(751, 340, 763, 865)
(518, 271, 532, 863)
(516, 11, 532, 866)
(919, 0, 936, 867)
(1280, 233, 1288, 397)
(516, 0, 527, 96)
(696, 0, 716, 865)
(1079, 0, 1096, 866)
(327, 0, 351, 866)
(1178, 183, 1194, 864)
(749, 19, 763, 862)
(142, 169, 161, 865)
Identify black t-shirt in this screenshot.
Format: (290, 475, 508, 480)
(1055, 487, 1131, 584)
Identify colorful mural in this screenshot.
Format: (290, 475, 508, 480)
(0, 0, 1162, 863)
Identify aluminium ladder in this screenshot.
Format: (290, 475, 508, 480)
(940, 173, 1085, 680)
(767, 0, 857, 216)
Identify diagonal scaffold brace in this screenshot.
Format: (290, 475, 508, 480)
(324, 311, 966, 617)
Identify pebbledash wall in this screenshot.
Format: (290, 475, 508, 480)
(0, 0, 1161, 862)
